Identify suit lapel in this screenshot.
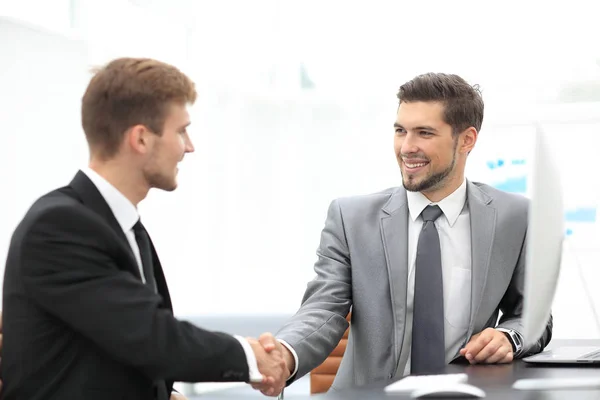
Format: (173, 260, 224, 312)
(466, 181, 497, 336)
(380, 188, 409, 368)
(71, 170, 174, 395)
(69, 170, 141, 280)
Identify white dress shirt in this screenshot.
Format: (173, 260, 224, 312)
(397, 178, 472, 376)
(82, 168, 146, 281)
(81, 168, 263, 382)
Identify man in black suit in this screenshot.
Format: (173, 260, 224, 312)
(1, 58, 288, 400)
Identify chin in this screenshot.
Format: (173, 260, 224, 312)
(150, 176, 178, 192)
(402, 177, 424, 192)
(164, 181, 178, 191)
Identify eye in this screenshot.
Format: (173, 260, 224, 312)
(395, 127, 406, 134)
(420, 131, 433, 136)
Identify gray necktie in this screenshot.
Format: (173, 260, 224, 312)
(411, 205, 445, 374)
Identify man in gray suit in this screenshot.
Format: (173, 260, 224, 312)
(256, 72, 553, 395)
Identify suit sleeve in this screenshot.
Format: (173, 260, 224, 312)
(19, 204, 250, 383)
(496, 228, 553, 357)
(276, 199, 352, 382)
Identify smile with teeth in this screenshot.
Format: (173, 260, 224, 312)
(404, 161, 429, 168)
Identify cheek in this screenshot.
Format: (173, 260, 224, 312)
(170, 135, 185, 156)
(393, 138, 402, 154)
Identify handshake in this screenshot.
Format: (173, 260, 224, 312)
(247, 333, 295, 397)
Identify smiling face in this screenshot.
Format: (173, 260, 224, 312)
(394, 101, 476, 201)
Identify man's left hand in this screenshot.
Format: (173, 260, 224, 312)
(459, 328, 513, 364)
(170, 392, 188, 400)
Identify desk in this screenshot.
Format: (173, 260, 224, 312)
(317, 339, 600, 400)
(189, 339, 600, 399)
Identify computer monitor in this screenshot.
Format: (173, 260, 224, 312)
(522, 124, 564, 347)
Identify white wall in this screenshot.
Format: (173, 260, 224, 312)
(0, 17, 89, 280)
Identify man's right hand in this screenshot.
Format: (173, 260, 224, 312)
(248, 335, 288, 396)
(259, 334, 295, 377)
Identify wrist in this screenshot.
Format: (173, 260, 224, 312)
(496, 328, 523, 355)
(281, 344, 295, 374)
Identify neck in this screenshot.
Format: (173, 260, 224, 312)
(88, 158, 149, 206)
(421, 171, 465, 203)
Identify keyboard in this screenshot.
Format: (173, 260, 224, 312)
(384, 373, 469, 393)
(580, 349, 600, 360)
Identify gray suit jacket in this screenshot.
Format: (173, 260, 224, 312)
(276, 181, 553, 390)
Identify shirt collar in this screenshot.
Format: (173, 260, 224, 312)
(406, 179, 467, 227)
(81, 167, 139, 232)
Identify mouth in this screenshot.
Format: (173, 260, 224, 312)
(403, 159, 429, 174)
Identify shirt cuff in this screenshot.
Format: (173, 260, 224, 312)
(277, 339, 299, 380)
(233, 335, 263, 383)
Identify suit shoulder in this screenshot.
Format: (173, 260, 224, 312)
(28, 187, 83, 218)
(334, 187, 399, 207)
(14, 187, 96, 238)
(471, 181, 529, 209)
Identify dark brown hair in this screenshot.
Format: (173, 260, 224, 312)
(81, 57, 197, 159)
(397, 73, 484, 135)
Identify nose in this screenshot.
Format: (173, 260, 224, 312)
(400, 132, 419, 155)
(185, 134, 195, 153)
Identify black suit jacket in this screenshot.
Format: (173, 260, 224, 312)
(1, 171, 249, 400)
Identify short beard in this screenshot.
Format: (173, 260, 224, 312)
(145, 169, 177, 192)
(402, 138, 458, 193)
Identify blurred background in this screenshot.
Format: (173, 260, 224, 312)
(1, 0, 600, 396)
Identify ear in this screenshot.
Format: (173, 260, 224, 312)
(458, 127, 478, 154)
(126, 124, 152, 155)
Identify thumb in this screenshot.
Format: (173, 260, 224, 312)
(258, 332, 277, 352)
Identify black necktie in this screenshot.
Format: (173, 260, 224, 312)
(411, 205, 445, 374)
(133, 219, 157, 293)
(133, 220, 166, 399)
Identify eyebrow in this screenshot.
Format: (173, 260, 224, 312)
(393, 122, 437, 132)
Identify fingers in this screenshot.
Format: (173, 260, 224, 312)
(462, 329, 493, 362)
(258, 332, 280, 353)
(463, 329, 514, 364)
(247, 333, 291, 396)
(252, 382, 282, 397)
(248, 336, 287, 396)
(500, 351, 514, 364)
(459, 332, 480, 358)
(472, 337, 503, 363)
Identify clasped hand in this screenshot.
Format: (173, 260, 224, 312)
(248, 333, 292, 397)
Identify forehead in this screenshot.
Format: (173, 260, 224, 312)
(164, 102, 190, 126)
(396, 101, 447, 128)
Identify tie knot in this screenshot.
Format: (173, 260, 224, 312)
(421, 205, 443, 222)
(133, 219, 143, 234)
